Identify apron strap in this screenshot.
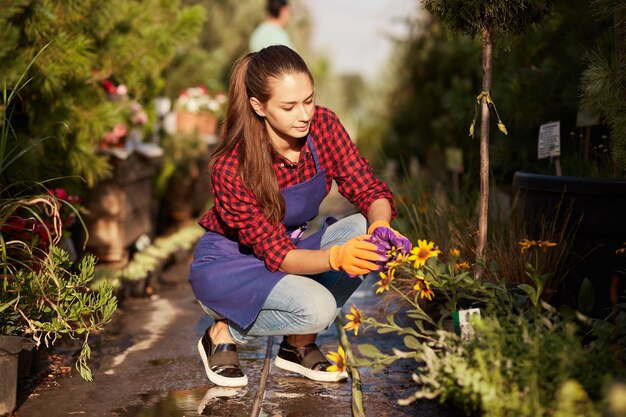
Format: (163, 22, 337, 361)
(306, 135, 322, 173)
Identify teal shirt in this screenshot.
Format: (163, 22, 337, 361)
(249, 22, 294, 52)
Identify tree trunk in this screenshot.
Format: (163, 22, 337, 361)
(476, 27, 493, 271)
(616, 8, 625, 78)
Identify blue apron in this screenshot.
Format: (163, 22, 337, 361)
(189, 136, 331, 329)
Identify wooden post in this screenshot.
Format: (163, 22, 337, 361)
(476, 27, 493, 270)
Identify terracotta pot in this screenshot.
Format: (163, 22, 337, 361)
(176, 111, 218, 136)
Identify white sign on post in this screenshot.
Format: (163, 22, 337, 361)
(538, 121, 561, 160)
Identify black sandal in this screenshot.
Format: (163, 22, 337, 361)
(198, 328, 248, 387)
(274, 337, 348, 382)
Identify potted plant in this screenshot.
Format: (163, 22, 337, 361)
(174, 85, 227, 137)
(155, 129, 214, 227)
(0, 192, 118, 415)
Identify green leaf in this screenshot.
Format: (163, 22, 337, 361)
(0, 298, 18, 313)
(403, 335, 422, 350)
(356, 343, 383, 358)
(377, 327, 398, 334)
(517, 284, 536, 299)
(577, 277, 595, 314)
(351, 358, 373, 367)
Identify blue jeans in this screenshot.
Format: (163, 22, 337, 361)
(200, 213, 370, 344)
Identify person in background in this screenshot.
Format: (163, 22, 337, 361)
(249, 0, 294, 52)
(189, 45, 410, 387)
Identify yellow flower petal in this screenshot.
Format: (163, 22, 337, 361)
(409, 240, 441, 268)
(326, 345, 346, 373)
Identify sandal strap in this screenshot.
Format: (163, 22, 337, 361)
(210, 343, 242, 368)
(300, 343, 330, 370)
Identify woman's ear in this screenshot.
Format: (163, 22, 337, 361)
(249, 97, 266, 117)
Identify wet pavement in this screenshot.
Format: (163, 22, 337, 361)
(13, 187, 463, 417)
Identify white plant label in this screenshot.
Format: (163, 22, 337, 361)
(538, 121, 561, 159)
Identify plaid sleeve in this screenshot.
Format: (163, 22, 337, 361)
(211, 152, 296, 272)
(316, 108, 397, 217)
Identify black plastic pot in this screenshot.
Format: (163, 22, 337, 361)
(513, 171, 626, 317)
(0, 336, 36, 416)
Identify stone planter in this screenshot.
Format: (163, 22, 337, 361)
(85, 153, 162, 264)
(513, 171, 626, 316)
(0, 336, 36, 416)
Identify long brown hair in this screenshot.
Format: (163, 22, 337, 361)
(208, 45, 314, 224)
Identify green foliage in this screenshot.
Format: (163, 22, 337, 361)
(1, 61, 116, 382)
(154, 132, 210, 199)
(1, 0, 205, 188)
(423, 0, 552, 39)
(385, 0, 614, 183)
(355, 250, 623, 416)
(383, 19, 482, 174)
(0, 248, 118, 381)
(580, 8, 626, 174)
(492, 0, 615, 178)
(163, 0, 261, 97)
(352, 172, 624, 414)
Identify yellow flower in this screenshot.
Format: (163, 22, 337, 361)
(455, 260, 471, 270)
(537, 240, 557, 250)
(386, 251, 408, 268)
(413, 274, 434, 300)
(449, 248, 461, 258)
(519, 238, 558, 253)
(344, 305, 362, 336)
(376, 268, 395, 294)
(518, 238, 536, 253)
(326, 345, 346, 373)
(409, 240, 441, 268)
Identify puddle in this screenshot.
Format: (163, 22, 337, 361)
(116, 386, 255, 417)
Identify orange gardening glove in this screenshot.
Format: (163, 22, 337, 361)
(328, 235, 386, 276)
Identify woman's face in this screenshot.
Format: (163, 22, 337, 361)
(251, 72, 315, 142)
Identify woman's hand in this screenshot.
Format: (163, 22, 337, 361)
(367, 220, 412, 254)
(328, 235, 387, 276)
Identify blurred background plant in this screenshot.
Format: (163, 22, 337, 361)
(154, 130, 213, 229)
(0, 0, 205, 190)
(378, 0, 616, 185)
(174, 85, 227, 119)
(98, 79, 149, 151)
(579, 0, 626, 176)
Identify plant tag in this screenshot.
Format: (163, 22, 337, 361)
(538, 121, 561, 159)
(453, 308, 481, 340)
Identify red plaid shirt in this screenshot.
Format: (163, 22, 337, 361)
(198, 105, 396, 272)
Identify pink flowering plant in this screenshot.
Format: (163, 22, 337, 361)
(99, 79, 149, 149)
(175, 84, 227, 118)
